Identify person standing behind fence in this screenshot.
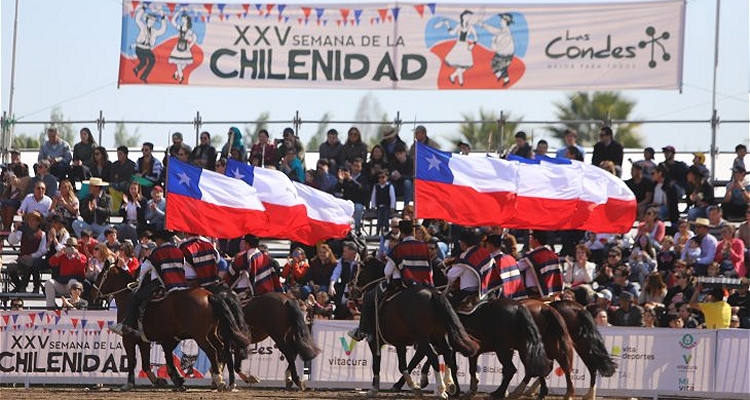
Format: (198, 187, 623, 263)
(370, 171, 396, 235)
(591, 126, 623, 177)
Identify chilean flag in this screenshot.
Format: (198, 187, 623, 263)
(414, 142, 636, 233)
(166, 158, 269, 238)
(225, 159, 353, 244)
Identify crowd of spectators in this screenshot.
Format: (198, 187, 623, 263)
(0, 125, 747, 331)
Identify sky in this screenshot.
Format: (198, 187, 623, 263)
(1, 0, 748, 157)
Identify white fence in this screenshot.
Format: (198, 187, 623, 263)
(0, 310, 748, 399)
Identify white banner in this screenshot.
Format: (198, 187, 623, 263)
(714, 329, 750, 396)
(119, 1, 685, 90)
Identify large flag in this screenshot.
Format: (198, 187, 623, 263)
(414, 142, 636, 233)
(225, 159, 353, 244)
(165, 157, 269, 238)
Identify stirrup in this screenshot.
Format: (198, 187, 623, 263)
(347, 327, 367, 342)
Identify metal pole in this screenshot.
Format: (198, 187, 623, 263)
(5, 0, 21, 160)
(193, 111, 202, 147)
(709, 0, 721, 182)
(96, 110, 105, 145)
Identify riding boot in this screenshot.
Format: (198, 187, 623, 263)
(348, 289, 376, 341)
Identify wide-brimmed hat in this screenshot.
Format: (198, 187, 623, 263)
(84, 177, 109, 187)
(66, 237, 78, 247)
(693, 217, 711, 228)
(382, 127, 397, 140)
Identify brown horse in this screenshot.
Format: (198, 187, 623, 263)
(92, 263, 252, 391)
(350, 256, 480, 399)
(225, 292, 319, 390)
(549, 300, 617, 400)
(514, 299, 576, 400)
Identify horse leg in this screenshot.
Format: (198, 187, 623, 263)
(492, 350, 517, 400)
(536, 376, 549, 400)
(197, 333, 227, 392)
(466, 355, 479, 397)
(278, 341, 305, 391)
(397, 345, 422, 397)
(582, 361, 597, 400)
(560, 351, 575, 400)
(138, 340, 167, 388)
(509, 374, 531, 399)
(120, 338, 137, 391)
(368, 340, 381, 398)
(424, 345, 447, 400)
(392, 344, 427, 391)
(161, 340, 186, 391)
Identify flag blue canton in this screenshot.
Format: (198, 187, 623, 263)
(226, 159, 256, 186)
(415, 141, 454, 184)
(167, 157, 203, 199)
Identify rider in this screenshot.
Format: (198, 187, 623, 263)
(224, 234, 283, 296)
(111, 229, 188, 337)
(445, 229, 495, 309)
(484, 234, 527, 299)
(348, 219, 432, 342)
(179, 232, 221, 288)
(516, 230, 564, 300)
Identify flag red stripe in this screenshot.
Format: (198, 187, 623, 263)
(166, 193, 268, 238)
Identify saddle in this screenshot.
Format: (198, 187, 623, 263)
(456, 294, 488, 315)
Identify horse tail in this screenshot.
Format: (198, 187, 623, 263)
(576, 307, 617, 377)
(434, 293, 479, 357)
(515, 304, 551, 377)
(286, 298, 320, 361)
(209, 293, 252, 360)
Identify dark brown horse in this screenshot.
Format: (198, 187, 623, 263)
(92, 263, 252, 391)
(225, 292, 319, 390)
(515, 299, 576, 400)
(549, 300, 617, 400)
(350, 256, 480, 399)
(457, 297, 552, 399)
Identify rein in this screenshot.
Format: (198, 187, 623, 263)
(92, 266, 137, 299)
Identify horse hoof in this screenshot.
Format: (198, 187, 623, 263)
(460, 389, 476, 399)
(229, 383, 238, 392)
(391, 383, 404, 392)
(155, 378, 168, 388)
(172, 386, 187, 392)
(367, 388, 379, 398)
(285, 378, 293, 390)
(411, 387, 423, 398)
(299, 380, 307, 391)
(247, 374, 261, 384)
(420, 374, 429, 389)
(119, 383, 134, 392)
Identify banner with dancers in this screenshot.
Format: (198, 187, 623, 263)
(118, 1, 685, 90)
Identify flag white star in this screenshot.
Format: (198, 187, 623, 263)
(177, 171, 191, 186)
(231, 168, 245, 180)
(426, 154, 442, 171)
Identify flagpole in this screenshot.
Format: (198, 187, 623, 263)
(709, 0, 721, 183)
(4, 0, 20, 162)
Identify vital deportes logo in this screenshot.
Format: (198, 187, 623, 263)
(339, 336, 356, 356)
(678, 334, 698, 350)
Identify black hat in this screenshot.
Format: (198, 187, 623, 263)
(514, 131, 527, 140)
(398, 219, 414, 234)
(154, 229, 175, 242)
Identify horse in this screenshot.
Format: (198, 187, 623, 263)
(512, 298, 576, 400)
(224, 291, 320, 390)
(549, 300, 617, 400)
(91, 262, 252, 391)
(350, 255, 480, 399)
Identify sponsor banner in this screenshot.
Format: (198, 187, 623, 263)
(119, 1, 684, 90)
(714, 329, 750, 395)
(0, 310, 289, 385)
(597, 327, 714, 393)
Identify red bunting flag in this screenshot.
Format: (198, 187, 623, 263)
(414, 4, 424, 17)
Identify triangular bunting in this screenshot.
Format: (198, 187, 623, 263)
(354, 9, 363, 25)
(414, 4, 424, 17)
(392, 7, 400, 21)
(204, 3, 213, 15)
(29, 314, 36, 324)
(81, 320, 88, 329)
(11, 314, 19, 324)
(98, 320, 105, 330)
(340, 8, 350, 21)
(301, 7, 311, 18)
(315, 7, 325, 19)
(166, 3, 176, 14)
(277, 4, 286, 16)
(2, 315, 9, 326)
(71, 318, 79, 328)
(428, 3, 436, 15)
(378, 9, 388, 21)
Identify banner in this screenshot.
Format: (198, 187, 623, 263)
(119, 1, 685, 90)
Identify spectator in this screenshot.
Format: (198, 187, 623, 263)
(687, 218, 718, 276)
(458, 141, 471, 155)
(86, 243, 115, 293)
(342, 126, 369, 165)
(555, 129, 585, 159)
(18, 181, 53, 217)
(117, 181, 148, 243)
(672, 219, 695, 257)
(38, 127, 73, 181)
(215, 157, 228, 175)
(45, 237, 87, 309)
(689, 282, 731, 329)
(329, 241, 362, 320)
(68, 157, 92, 190)
(365, 144, 388, 186)
(606, 264, 639, 303)
(638, 271, 667, 306)
(281, 247, 309, 292)
(61, 280, 88, 310)
(664, 267, 696, 307)
(685, 165, 715, 221)
(336, 158, 369, 234)
(109, 146, 137, 196)
(626, 164, 654, 221)
(409, 125, 440, 160)
(727, 280, 749, 328)
(633, 147, 657, 180)
(72, 177, 113, 241)
(562, 244, 596, 288)
(591, 126, 623, 176)
(164, 132, 192, 166)
(0, 151, 30, 230)
(103, 227, 122, 253)
(641, 307, 659, 327)
(721, 166, 750, 220)
(370, 171, 396, 235)
(593, 308, 611, 327)
(90, 146, 112, 181)
(691, 152, 711, 182)
(593, 247, 622, 288)
(118, 240, 141, 277)
(659, 145, 689, 201)
(667, 313, 684, 328)
(301, 244, 337, 299)
(135, 142, 163, 190)
(175, 147, 191, 164)
(27, 160, 58, 198)
(279, 148, 305, 183)
(73, 127, 97, 169)
(312, 159, 337, 194)
(378, 126, 407, 164)
(9, 298, 24, 311)
(192, 131, 217, 170)
(533, 140, 548, 158)
(307, 291, 334, 320)
(650, 164, 679, 225)
(636, 206, 665, 250)
(388, 144, 414, 205)
(49, 180, 79, 230)
(508, 131, 532, 159)
(733, 144, 747, 173)
(318, 129, 345, 173)
(714, 224, 745, 278)
(7, 211, 47, 293)
(248, 129, 275, 168)
(77, 229, 99, 261)
(144, 186, 166, 232)
(611, 291, 643, 327)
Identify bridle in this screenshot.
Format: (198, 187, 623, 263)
(91, 264, 137, 300)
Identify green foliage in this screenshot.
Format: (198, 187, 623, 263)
(242, 112, 270, 148)
(547, 91, 642, 147)
(40, 107, 75, 144)
(457, 109, 521, 153)
(306, 112, 332, 151)
(113, 122, 141, 148)
(12, 134, 40, 149)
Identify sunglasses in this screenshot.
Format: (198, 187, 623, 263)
(71, 287, 82, 291)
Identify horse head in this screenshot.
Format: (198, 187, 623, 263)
(91, 261, 136, 302)
(349, 255, 385, 300)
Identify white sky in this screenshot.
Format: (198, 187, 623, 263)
(1, 0, 748, 153)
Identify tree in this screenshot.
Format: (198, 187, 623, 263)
(12, 134, 40, 149)
(306, 112, 332, 151)
(354, 93, 388, 145)
(113, 122, 141, 148)
(40, 107, 75, 144)
(547, 91, 642, 147)
(457, 109, 521, 153)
